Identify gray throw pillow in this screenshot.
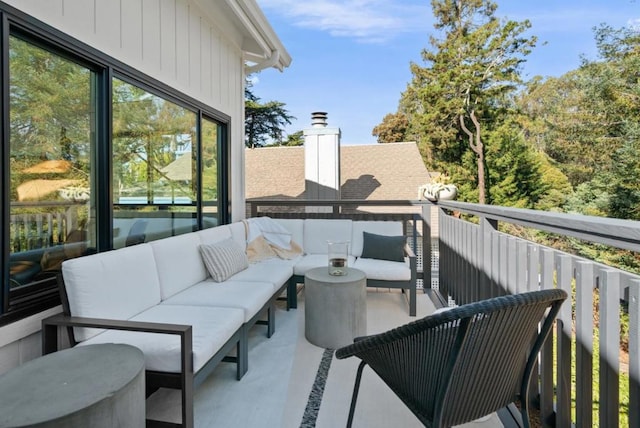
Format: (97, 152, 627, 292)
(199, 239, 249, 282)
(361, 232, 406, 262)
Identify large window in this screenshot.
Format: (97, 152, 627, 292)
(201, 117, 222, 227)
(7, 35, 96, 315)
(112, 79, 198, 248)
(1, 12, 230, 323)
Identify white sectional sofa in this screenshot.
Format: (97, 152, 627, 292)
(273, 218, 417, 316)
(42, 221, 293, 428)
(41, 216, 416, 428)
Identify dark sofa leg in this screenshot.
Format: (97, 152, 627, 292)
(237, 328, 248, 380)
(410, 285, 417, 316)
(287, 277, 298, 309)
(267, 304, 276, 338)
(42, 318, 59, 355)
(181, 377, 194, 428)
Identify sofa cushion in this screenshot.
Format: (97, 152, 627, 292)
(228, 262, 293, 293)
(228, 222, 248, 251)
(162, 280, 275, 322)
(61, 243, 162, 342)
(197, 224, 233, 245)
(303, 219, 352, 254)
(272, 219, 304, 251)
(361, 232, 406, 262)
(151, 233, 208, 300)
(77, 304, 244, 373)
(352, 257, 412, 281)
(199, 239, 249, 282)
(293, 254, 356, 277)
(351, 221, 404, 257)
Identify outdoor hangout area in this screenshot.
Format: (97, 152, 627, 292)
(0, 1, 639, 428)
(31, 207, 577, 428)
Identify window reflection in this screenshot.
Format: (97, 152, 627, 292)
(201, 117, 220, 228)
(112, 79, 197, 248)
(8, 36, 95, 289)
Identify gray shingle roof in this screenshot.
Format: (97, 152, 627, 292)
(245, 142, 432, 201)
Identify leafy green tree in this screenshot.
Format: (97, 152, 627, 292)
(401, 0, 537, 203)
(518, 24, 639, 219)
(9, 36, 91, 176)
(372, 112, 409, 143)
(244, 80, 294, 148)
(609, 137, 640, 220)
(485, 121, 543, 208)
(281, 131, 304, 146)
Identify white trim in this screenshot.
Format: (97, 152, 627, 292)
(225, 0, 291, 72)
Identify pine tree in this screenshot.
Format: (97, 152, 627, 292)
(401, 0, 536, 203)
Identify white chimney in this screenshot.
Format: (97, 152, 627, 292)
(303, 112, 341, 209)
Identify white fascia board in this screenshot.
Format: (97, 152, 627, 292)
(224, 0, 292, 72)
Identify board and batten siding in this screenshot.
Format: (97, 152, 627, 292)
(5, 0, 247, 220)
(0, 0, 260, 373)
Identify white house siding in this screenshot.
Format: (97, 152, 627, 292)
(0, 0, 252, 372)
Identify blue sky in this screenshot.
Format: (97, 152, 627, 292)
(253, 0, 639, 145)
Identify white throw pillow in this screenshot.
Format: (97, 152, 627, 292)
(199, 239, 249, 282)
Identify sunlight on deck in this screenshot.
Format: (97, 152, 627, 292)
(147, 288, 504, 427)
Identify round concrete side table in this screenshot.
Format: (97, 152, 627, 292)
(305, 266, 367, 349)
(0, 343, 145, 428)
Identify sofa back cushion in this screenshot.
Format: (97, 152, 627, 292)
(197, 224, 233, 245)
(151, 233, 208, 300)
(303, 219, 352, 254)
(229, 222, 248, 251)
(272, 219, 304, 250)
(61, 243, 162, 342)
(351, 221, 404, 257)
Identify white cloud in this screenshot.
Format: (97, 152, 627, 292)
(258, 0, 430, 44)
(629, 18, 640, 31)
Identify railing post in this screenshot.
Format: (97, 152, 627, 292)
(539, 249, 555, 426)
(628, 279, 640, 428)
(438, 208, 449, 301)
(599, 269, 619, 427)
(421, 205, 431, 292)
(555, 254, 573, 428)
(479, 217, 496, 301)
(575, 261, 594, 428)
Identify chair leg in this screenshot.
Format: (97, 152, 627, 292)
(347, 361, 368, 428)
(519, 399, 531, 428)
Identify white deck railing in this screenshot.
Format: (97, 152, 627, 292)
(431, 200, 640, 428)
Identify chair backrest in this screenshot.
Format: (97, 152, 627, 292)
(125, 219, 148, 246)
(336, 289, 567, 427)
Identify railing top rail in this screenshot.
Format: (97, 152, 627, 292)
(247, 198, 640, 252)
(438, 200, 640, 252)
(246, 198, 423, 207)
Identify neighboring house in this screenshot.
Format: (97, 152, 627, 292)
(245, 138, 438, 290)
(0, 0, 289, 372)
(245, 142, 433, 212)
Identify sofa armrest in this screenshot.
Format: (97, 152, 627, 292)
(42, 312, 198, 427)
(404, 243, 416, 259)
(42, 313, 192, 356)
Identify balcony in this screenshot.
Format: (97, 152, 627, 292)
(212, 197, 637, 428)
(9, 197, 638, 427)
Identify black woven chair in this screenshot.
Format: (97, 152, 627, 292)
(335, 289, 567, 428)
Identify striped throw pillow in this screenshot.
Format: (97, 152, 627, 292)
(199, 239, 249, 282)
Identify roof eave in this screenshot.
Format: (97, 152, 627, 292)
(224, 0, 292, 73)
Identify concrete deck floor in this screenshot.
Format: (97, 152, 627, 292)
(146, 288, 504, 428)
